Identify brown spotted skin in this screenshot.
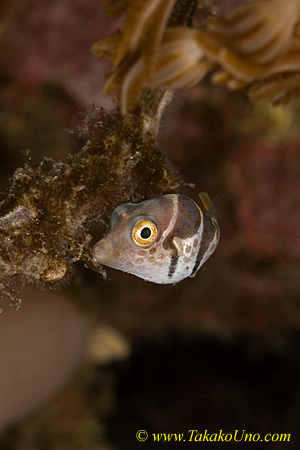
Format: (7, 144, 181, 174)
(93, 194, 219, 284)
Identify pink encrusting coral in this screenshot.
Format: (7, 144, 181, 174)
(228, 141, 300, 259)
(1, 0, 117, 108)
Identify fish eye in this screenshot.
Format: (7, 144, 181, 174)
(132, 220, 157, 246)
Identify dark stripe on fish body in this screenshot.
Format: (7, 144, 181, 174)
(191, 213, 217, 276)
(167, 236, 180, 278)
(162, 195, 201, 251)
(168, 252, 179, 278)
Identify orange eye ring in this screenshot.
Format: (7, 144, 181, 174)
(132, 220, 158, 246)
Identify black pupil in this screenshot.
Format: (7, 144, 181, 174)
(141, 227, 152, 239)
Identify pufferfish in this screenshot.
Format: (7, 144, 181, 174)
(92, 194, 220, 284)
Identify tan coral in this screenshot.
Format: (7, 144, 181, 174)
(102, 27, 213, 113)
(113, 0, 176, 75)
(266, 23, 300, 75)
(212, 71, 248, 91)
(207, 0, 300, 64)
(91, 32, 123, 64)
(249, 72, 300, 104)
(193, 0, 300, 104)
(115, 59, 145, 114)
(93, 0, 177, 113)
(103, 53, 144, 114)
(91, 31, 145, 113)
(151, 28, 213, 90)
(95, 0, 300, 112)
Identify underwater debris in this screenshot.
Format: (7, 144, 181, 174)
(0, 103, 178, 304)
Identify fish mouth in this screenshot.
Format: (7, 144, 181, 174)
(92, 236, 112, 265)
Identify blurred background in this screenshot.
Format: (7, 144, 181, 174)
(0, 0, 299, 449)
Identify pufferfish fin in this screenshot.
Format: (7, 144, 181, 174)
(198, 192, 215, 218)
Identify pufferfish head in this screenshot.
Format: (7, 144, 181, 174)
(92, 194, 220, 284)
